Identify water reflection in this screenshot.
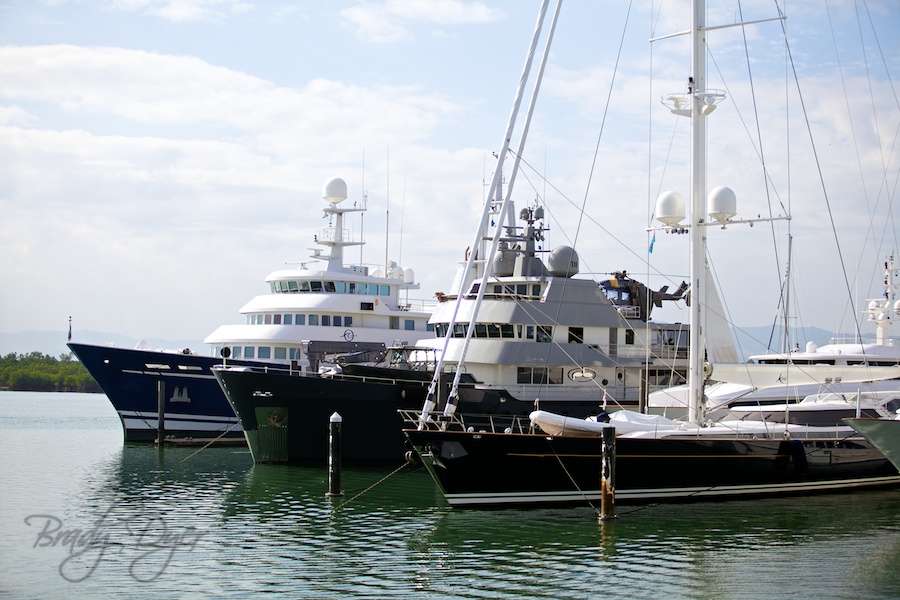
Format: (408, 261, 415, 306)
(4, 392, 900, 599)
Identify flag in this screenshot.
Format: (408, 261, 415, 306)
(68, 317, 72, 341)
(649, 232, 656, 254)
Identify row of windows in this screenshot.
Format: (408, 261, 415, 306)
(247, 313, 427, 331)
(271, 280, 392, 296)
(517, 367, 565, 385)
(228, 346, 302, 361)
(433, 322, 641, 346)
(470, 282, 544, 298)
(249, 313, 355, 327)
(434, 322, 554, 342)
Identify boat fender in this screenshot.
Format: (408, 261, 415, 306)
(404, 450, 420, 465)
(703, 362, 713, 378)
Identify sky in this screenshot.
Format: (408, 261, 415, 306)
(0, 0, 898, 353)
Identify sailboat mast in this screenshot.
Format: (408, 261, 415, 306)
(687, 0, 707, 424)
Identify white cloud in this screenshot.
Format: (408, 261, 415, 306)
(340, 0, 501, 42)
(108, 0, 252, 22)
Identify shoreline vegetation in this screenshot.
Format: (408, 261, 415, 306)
(0, 352, 101, 393)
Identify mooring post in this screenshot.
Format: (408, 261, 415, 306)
(157, 380, 165, 446)
(326, 412, 344, 497)
(599, 426, 616, 521)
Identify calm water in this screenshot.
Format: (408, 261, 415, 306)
(1, 391, 899, 599)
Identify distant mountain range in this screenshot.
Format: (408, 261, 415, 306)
(0, 330, 206, 359)
(0, 326, 872, 363)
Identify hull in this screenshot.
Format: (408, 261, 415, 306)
(212, 365, 604, 463)
(213, 366, 431, 463)
(845, 418, 900, 471)
(68, 342, 264, 441)
(403, 428, 900, 508)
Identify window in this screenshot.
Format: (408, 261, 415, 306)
(361, 302, 374, 311)
(265, 314, 272, 324)
(290, 348, 302, 360)
(284, 314, 293, 325)
(334, 316, 342, 327)
(258, 347, 271, 359)
(335, 281, 346, 293)
(390, 316, 400, 329)
(232, 347, 242, 358)
(516, 284, 527, 295)
(273, 314, 282, 325)
(426, 323, 434, 332)
(517, 367, 531, 384)
(358, 283, 367, 294)
(526, 325, 535, 340)
(299, 281, 310, 292)
(244, 347, 255, 359)
(324, 281, 335, 292)
(435, 324, 447, 337)
(310, 281, 323, 292)
(625, 329, 635, 345)
(322, 315, 331, 326)
(288, 281, 298, 292)
(380, 285, 390, 295)
(452, 323, 468, 338)
(368, 285, 379, 296)
(532, 284, 541, 296)
(493, 284, 502, 294)
(536, 325, 553, 343)
(487, 324, 501, 338)
(548, 368, 564, 384)
(274, 347, 287, 360)
(348, 282, 356, 294)
(295, 314, 305, 325)
(474, 324, 487, 338)
(404, 319, 415, 331)
(568, 327, 584, 344)
(500, 324, 514, 338)
(345, 316, 352, 326)
(309, 314, 319, 326)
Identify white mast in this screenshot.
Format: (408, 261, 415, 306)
(687, 0, 707, 424)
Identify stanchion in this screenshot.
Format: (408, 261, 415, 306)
(156, 380, 165, 447)
(326, 412, 344, 497)
(599, 426, 616, 521)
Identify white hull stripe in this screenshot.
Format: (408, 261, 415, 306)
(118, 410, 237, 423)
(442, 475, 900, 506)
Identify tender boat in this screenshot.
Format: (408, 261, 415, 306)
(69, 177, 434, 442)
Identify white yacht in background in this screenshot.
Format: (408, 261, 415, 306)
(648, 256, 900, 421)
(69, 177, 436, 442)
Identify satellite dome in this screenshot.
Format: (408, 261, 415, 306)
(708, 186, 737, 222)
(547, 245, 579, 277)
(323, 177, 348, 204)
(655, 191, 685, 226)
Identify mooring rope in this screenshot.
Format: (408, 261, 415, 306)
(333, 462, 413, 510)
(178, 421, 242, 463)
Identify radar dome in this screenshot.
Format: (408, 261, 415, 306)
(323, 177, 348, 204)
(894, 300, 900, 316)
(403, 268, 415, 284)
(708, 186, 737, 222)
(548, 245, 579, 277)
(655, 191, 685, 226)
